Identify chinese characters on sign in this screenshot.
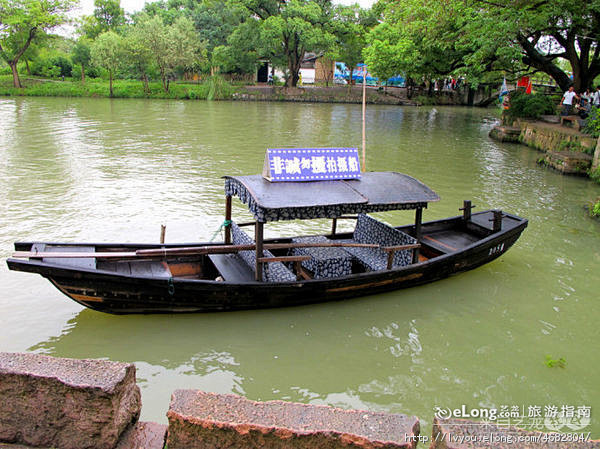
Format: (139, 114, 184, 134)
(263, 148, 361, 182)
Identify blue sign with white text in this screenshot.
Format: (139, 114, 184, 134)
(264, 148, 362, 182)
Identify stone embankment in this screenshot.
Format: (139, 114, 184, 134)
(235, 85, 417, 105)
(1, 352, 598, 449)
(489, 118, 599, 175)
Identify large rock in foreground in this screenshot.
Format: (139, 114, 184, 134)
(0, 352, 141, 449)
(167, 390, 420, 449)
(430, 417, 600, 449)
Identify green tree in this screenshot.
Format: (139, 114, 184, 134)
(235, 0, 335, 87)
(91, 31, 124, 97)
(123, 24, 153, 93)
(0, 0, 76, 88)
(365, 0, 473, 90)
(134, 14, 203, 92)
(330, 4, 376, 85)
(71, 38, 91, 83)
(80, 0, 125, 38)
(94, 0, 125, 30)
(370, 0, 600, 92)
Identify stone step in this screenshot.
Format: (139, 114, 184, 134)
(0, 352, 141, 449)
(167, 390, 420, 449)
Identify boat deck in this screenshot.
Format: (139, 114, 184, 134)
(421, 230, 480, 254)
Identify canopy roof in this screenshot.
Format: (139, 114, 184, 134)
(224, 171, 440, 222)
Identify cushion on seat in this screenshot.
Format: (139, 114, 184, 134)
(291, 236, 352, 279)
(230, 222, 296, 282)
(344, 214, 417, 271)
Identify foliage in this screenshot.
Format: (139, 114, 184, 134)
(329, 4, 376, 84)
(589, 198, 600, 217)
(71, 38, 91, 82)
(133, 13, 205, 92)
(557, 140, 594, 155)
(234, 0, 335, 87)
(506, 90, 556, 121)
(589, 166, 600, 184)
(91, 31, 123, 96)
(545, 355, 566, 368)
(0, 74, 237, 100)
(80, 0, 126, 38)
(583, 107, 600, 138)
(31, 53, 72, 78)
(0, 0, 77, 87)
(206, 74, 234, 100)
(367, 0, 600, 91)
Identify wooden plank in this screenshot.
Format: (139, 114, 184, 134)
(208, 254, 255, 282)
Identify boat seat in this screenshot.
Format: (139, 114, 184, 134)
(339, 214, 417, 271)
(290, 236, 353, 279)
(230, 222, 296, 282)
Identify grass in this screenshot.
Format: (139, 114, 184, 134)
(0, 75, 237, 100)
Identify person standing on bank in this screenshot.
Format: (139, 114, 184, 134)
(561, 86, 579, 116)
(593, 86, 600, 107)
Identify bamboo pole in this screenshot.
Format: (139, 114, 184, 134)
(12, 241, 383, 260)
(362, 69, 366, 172)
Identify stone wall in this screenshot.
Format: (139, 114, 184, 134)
(490, 120, 599, 175)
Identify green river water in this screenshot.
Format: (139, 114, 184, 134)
(1, 97, 599, 438)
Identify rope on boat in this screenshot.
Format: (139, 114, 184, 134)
(209, 219, 232, 242)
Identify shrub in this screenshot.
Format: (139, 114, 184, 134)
(31, 55, 72, 78)
(583, 107, 600, 137)
(506, 90, 556, 120)
(589, 166, 600, 184)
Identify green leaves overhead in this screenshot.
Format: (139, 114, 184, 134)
(367, 0, 600, 90)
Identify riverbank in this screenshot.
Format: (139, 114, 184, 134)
(0, 75, 482, 105)
(490, 119, 600, 176)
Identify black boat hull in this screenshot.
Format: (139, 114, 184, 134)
(6, 211, 527, 314)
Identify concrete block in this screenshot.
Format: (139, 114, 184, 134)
(167, 390, 420, 449)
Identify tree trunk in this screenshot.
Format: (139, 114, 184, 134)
(81, 63, 86, 84)
(143, 73, 149, 95)
(25, 59, 31, 75)
(161, 74, 168, 93)
(286, 55, 301, 87)
(109, 70, 113, 97)
(9, 62, 22, 88)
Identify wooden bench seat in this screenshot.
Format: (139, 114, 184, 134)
(208, 253, 255, 282)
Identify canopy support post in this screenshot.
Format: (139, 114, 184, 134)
(412, 207, 423, 264)
(331, 218, 337, 236)
(224, 195, 232, 244)
(255, 221, 264, 281)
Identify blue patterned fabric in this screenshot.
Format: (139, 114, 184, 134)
(225, 178, 428, 222)
(291, 236, 353, 279)
(342, 214, 417, 271)
(230, 222, 296, 282)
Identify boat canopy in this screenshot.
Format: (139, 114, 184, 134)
(224, 171, 440, 222)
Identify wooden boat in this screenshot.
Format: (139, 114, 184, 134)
(7, 172, 527, 314)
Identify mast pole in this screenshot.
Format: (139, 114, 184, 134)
(362, 68, 366, 172)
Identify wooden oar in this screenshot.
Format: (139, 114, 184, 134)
(12, 241, 381, 260)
